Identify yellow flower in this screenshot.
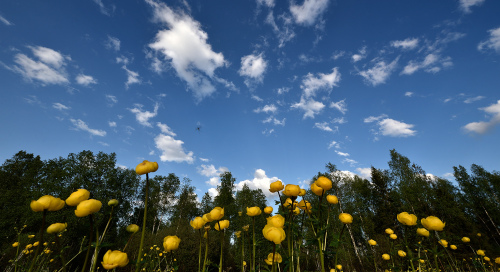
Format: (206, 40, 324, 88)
(135, 160, 158, 175)
(264, 252, 282, 265)
(336, 264, 342, 270)
(12, 242, 19, 247)
(266, 214, 285, 228)
(284, 198, 297, 209)
(439, 239, 448, 247)
(397, 212, 417, 226)
(310, 182, 324, 196)
(262, 224, 286, 244)
(163, 236, 181, 252)
(66, 189, 90, 206)
(242, 225, 249, 231)
(293, 207, 300, 215)
(477, 249, 485, 256)
(210, 207, 224, 221)
(264, 206, 273, 214)
(299, 189, 306, 196)
(235, 231, 241, 238)
(484, 256, 490, 262)
(390, 234, 397, 240)
(495, 257, 500, 264)
(385, 228, 394, 235)
(416, 228, 430, 237)
(238, 211, 242, 216)
(101, 250, 129, 270)
(203, 213, 213, 223)
(477, 233, 482, 237)
(339, 213, 353, 224)
(246, 206, 262, 217)
(450, 245, 457, 250)
(28, 235, 35, 239)
(190, 217, 206, 229)
(126, 224, 139, 233)
(398, 250, 406, 257)
(419, 259, 425, 263)
(421, 216, 445, 231)
(269, 180, 284, 193)
(462, 237, 470, 243)
(315, 176, 332, 191)
(283, 184, 301, 197)
(243, 261, 246, 266)
(30, 195, 65, 212)
(382, 254, 390, 260)
(298, 200, 312, 211)
(33, 241, 39, 247)
(368, 239, 377, 246)
(47, 223, 67, 234)
(108, 199, 119, 206)
(75, 199, 102, 217)
(326, 195, 338, 204)
(215, 220, 230, 231)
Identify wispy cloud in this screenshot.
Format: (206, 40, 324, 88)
(459, 0, 484, 13)
(290, 0, 329, 26)
(106, 95, 118, 105)
(352, 46, 367, 62)
(330, 99, 347, 114)
(0, 15, 13, 25)
(335, 150, 349, 157)
(70, 119, 106, 136)
(254, 104, 278, 114)
(93, 0, 115, 16)
(75, 74, 97, 86)
(478, 27, 500, 54)
(53, 102, 71, 111)
(116, 56, 141, 88)
(464, 96, 485, 104)
(463, 100, 500, 134)
(301, 68, 341, 98)
(405, 92, 414, 97)
(314, 122, 334, 132)
(391, 38, 419, 50)
(105, 35, 120, 51)
(291, 97, 325, 119)
(358, 57, 399, 86)
(157, 122, 176, 137)
(129, 103, 159, 127)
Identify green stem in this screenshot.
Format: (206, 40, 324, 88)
(242, 231, 245, 272)
(28, 210, 46, 272)
(404, 226, 416, 272)
(272, 243, 276, 272)
(198, 229, 202, 272)
(91, 216, 100, 272)
(55, 234, 67, 272)
(202, 229, 209, 272)
(334, 224, 346, 272)
(317, 238, 325, 272)
(135, 173, 150, 272)
(100, 206, 114, 244)
(218, 222, 224, 272)
(434, 254, 440, 272)
(252, 216, 256, 272)
(81, 214, 94, 272)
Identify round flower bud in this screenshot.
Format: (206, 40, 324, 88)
(47, 223, 67, 234)
(101, 250, 129, 270)
(382, 254, 390, 260)
(398, 250, 406, 257)
(190, 217, 206, 230)
(246, 207, 262, 217)
(397, 212, 417, 226)
(439, 239, 448, 247)
(339, 213, 353, 224)
(326, 195, 338, 204)
(269, 180, 284, 193)
(126, 224, 139, 233)
(210, 207, 224, 221)
(12, 242, 20, 247)
(417, 228, 430, 237)
(31, 195, 65, 212)
(390, 234, 397, 240)
(283, 184, 301, 197)
(66, 189, 91, 206)
(266, 214, 285, 228)
(215, 220, 230, 231)
(262, 224, 286, 244)
(477, 249, 485, 256)
(462, 237, 470, 243)
(135, 160, 158, 175)
(315, 176, 332, 191)
(163, 236, 181, 252)
(385, 228, 394, 235)
(495, 257, 500, 264)
(310, 182, 324, 196)
(450, 245, 457, 250)
(75, 199, 102, 217)
(108, 199, 119, 206)
(264, 206, 273, 214)
(421, 216, 445, 231)
(484, 256, 490, 262)
(368, 239, 377, 246)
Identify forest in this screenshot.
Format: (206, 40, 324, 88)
(1, 149, 499, 272)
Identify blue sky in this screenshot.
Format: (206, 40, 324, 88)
(1, 0, 499, 200)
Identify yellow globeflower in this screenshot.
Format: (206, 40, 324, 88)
(397, 212, 418, 226)
(215, 220, 230, 231)
(163, 236, 181, 252)
(108, 199, 119, 206)
(101, 250, 129, 270)
(368, 239, 377, 246)
(484, 257, 490, 262)
(495, 257, 500, 264)
(439, 239, 448, 247)
(477, 233, 482, 237)
(385, 228, 394, 235)
(30, 195, 65, 212)
(126, 224, 139, 233)
(12, 242, 20, 247)
(450, 245, 457, 250)
(203, 213, 213, 223)
(416, 228, 430, 237)
(47, 223, 67, 234)
(298, 200, 312, 211)
(235, 231, 241, 238)
(284, 198, 297, 209)
(326, 195, 338, 204)
(390, 234, 397, 240)
(264, 252, 282, 265)
(315, 176, 332, 191)
(75, 199, 102, 217)
(246, 206, 262, 217)
(28, 235, 35, 239)
(336, 264, 342, 270)
(462, 237, 470, 243)
(339, 213, 353, 224)
(421, 216, 445, 231)
(210, 207, 224, 221)
(299, 189, 306, 196)
(135, 160, 158, 175)
(262, 224, 286, 244)
(419, 259, 425, 263)
(477, 249, 485, 256)
(293, 207, 300, 215)
(310, 182, 324, 196)
(398, 250, 407, 257)
(382, 254, 390, 260)
(264, 206, 273, 214)
(266, 214, 285, 228)
(190, 217, 206, 230)
(269, 180, 284, 193)
(66, 189, 90, 206)
(283, 184, 301, 197)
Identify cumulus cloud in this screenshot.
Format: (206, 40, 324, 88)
(314, 122, 334, 132)
(239, 53, 267, 85)
(463, 100, 500, 134)
(155, 134, 194, 163)
(301, 68, 341, 98)
(108, 121, 117, 127)
(76, 74, 97, 86)
(356, 167, 372, 180)
(235, 169, 280, 198)
(365, 114, 416, 137)
(53, 102, 70, 111)
(351, 46, 367, 62)
(330, 99, 347, 114)
(328, 140, 340, 149)
(290, 0, 329, 26)
(70, 119, 106, 136)
(263, 117, 286, 126)
(129, 103, 159, 127)
(391, 38, 419, 50)
(459, 0, 484, 13)
(405, 92, 414, 97)
(335, 150, 349, 157)
(105, 35, 121, 51)
(146, 0, 227, 101)
(291, 97, 325, 119)
(358, 57, 398, 86)
(478, 27, 500, 53)
(254, 104, 278, 114)
(157, 122, 176, 136)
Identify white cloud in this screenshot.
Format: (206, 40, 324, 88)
(390, 38, 419, 50)
(108, 121, 117, 127)
(276, 87, 290, 95)
(200, 157, 209, 162)
(356, 167, 372, 180)
(264, 12, 296, 48)
(290, 0, 329, 26)
(30, 46, 68, 69)
(93, 0, 114, 16)
(76, 74, 97, 86)
(332, 50, 345, 60)
(263, 117, 286, 126)
(251, 95, 264, 102)
(53, 102, 70, 111)
(146, 0, 227, 101)
(254, 104, 278, 114)
(342, 158, 358, 167)
(116, 57, 141, 88)
(459, 0, 484, 13)
(328, 140, 340, 149)
(332, 117, 346, 124)
(401, 53, 449, 75)
(155, 134, 194, 163)
(157, 122, 176, 136)
(358, 57, 398, 86)
(405, 92, 414, 97)
(198, 164, 228, 178)
(464, 96, 485, 104)
(98, 141, 109, 147)
(478, 27, 500, 53)
(364, 114, 388, 123)
(330, 99, 347, 114)
(235, 169, 280, 198)
(378, 118, 416, 137)
(291, 97, 325, 119)
(301, 67, 341, 98)
(70, 119, 106, 136)
(239, 53, 267, 84)
(129, 103, 159, 127)
(463, 100, 500, 134)
(257, 0, 274, 8)
(314, 122, 333, 132)
(106, 95, 118, 105)
(208, 187, 219, 198)
(0, 15, 13, 26)
(351, 46, 367, 62)
(105, 36, 121, 51)
(335, 150, 349, 157)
